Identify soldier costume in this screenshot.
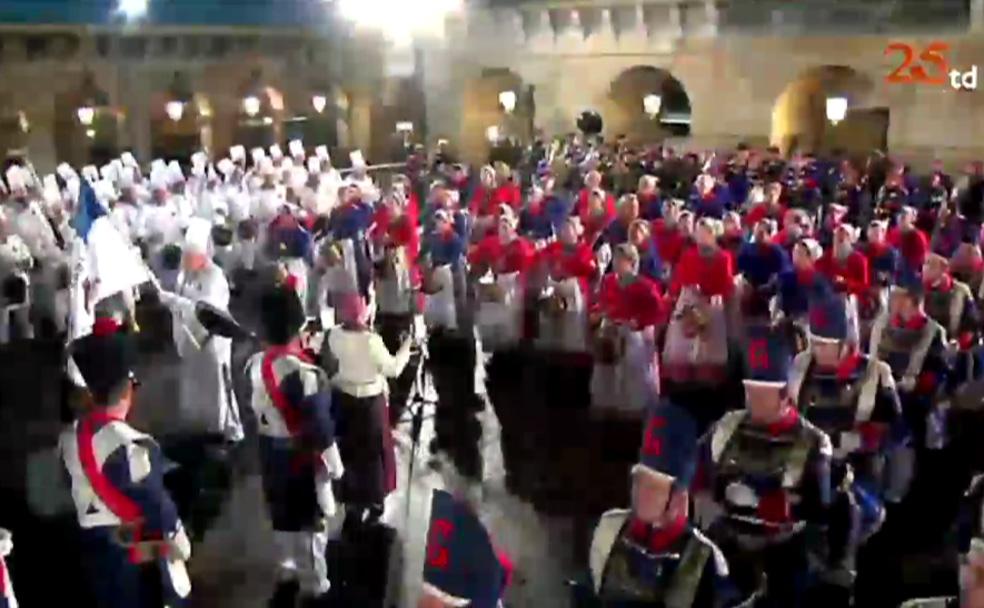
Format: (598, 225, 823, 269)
(696, 327, 833, 607)
(155, 218, 244, 442)
(922, 253, 983, 386)
(582, 400, 735, 608)
(419, 489, 513, 608)
(59, 318, 192, 607)
(787, 293, 906, 602)
(245, 285, 344, 606)
(868, 280, 949, 450)
(590, 243, 666, 415)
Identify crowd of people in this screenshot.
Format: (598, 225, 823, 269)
(0, 134, 983, 607)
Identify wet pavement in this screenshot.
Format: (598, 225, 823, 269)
(0, 270, 978, 606)
(0, 272, 633, 608)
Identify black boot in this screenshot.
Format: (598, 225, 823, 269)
(269, 579, 300, 608)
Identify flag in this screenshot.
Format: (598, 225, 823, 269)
(71, 180, 106, 244)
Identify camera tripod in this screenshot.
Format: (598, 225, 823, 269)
(398, 328, 438, 519)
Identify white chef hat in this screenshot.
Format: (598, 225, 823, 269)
(230, 145, 246, 163)
(281, 157, 295, 173)
(121, 151, 138, 168)
(289, 139, 305, 159)
(118, 165, 136, 190)
(184, 217, 213, 254)
(315, 146, 330, 162)
(191, 151, 208, 170)
(56, 162, 77, 182)
(94, 179, 117, 204)
(217, 158, 236, 178)
(81, 165, 99, 183)
(350, 150, 367, 171)
(167, 161, 184, 185)
(269, 145, 284, 161)
(149, 162, 169, 191)
(5, 165, 26, 191)
(42, 174, 61, 206)
(251, 147, 267, 165)
(258, 157, 275, 176)
(306, 157, 322, 174)
(100, 163, 118, 184)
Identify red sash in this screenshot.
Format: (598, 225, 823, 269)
(76, 411, 145, 563)
(260, 345, 313, 438)
(0, 554, 7, 597)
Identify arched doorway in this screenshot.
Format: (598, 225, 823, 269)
(150, 92, 211, 162)
(233, 69, 286, 153)
(282, 86, 351, 155)
(604, 66, 691, 144)
(53, 74, 121, 168)
(771, 65, 887, 157)
(459, 68, 531, 165)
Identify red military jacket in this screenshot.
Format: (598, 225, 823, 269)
(539, 241, 597, 297)
(593, 273, 667, 328)
(816, 249, 870, 297)
(469, 234, 536, 276)
(469, 184, 522, 218)
(670, 245, 735, 299)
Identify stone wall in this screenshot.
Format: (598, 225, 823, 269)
(433, 3, 984, 167)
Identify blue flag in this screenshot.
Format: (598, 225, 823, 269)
(72, 180, 106, 243)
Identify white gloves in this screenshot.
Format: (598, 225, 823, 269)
(169, 522, 192, 561)
(316, 444, 345, 518)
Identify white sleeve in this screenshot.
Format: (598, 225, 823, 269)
(199, 268, 231, 311)
(369, 333, 411, 378)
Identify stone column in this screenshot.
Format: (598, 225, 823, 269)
(973, 0, 984, 32)
(118, 65, 153, 163)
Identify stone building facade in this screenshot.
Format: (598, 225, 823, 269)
(1, 0, 984, 172)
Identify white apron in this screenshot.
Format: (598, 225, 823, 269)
(590, 325, 659, 414)
(662, 290, 729, 386)
(536, 277, 588, 353)
(476, 271, 523, 351)
(172, 268, 243, 442)
(375, 247, 413, 316)
(423, 264, 457, 331)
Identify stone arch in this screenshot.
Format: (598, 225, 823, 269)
(280, 84, 352, 154)
(771, 65, 886, 157)
(602, 65, 692, 144)
(52, 72, 121, 168)
(459, 67, 529, 165)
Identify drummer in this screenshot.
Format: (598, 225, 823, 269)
(590, 243, 666, 414)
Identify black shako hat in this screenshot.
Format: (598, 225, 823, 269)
(70, 318, 136, 405)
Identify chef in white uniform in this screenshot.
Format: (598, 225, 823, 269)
(154, 217, 244, 442)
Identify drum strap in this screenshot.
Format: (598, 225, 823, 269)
(77, 412, 145, 564)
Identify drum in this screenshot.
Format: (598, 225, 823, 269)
(2, 274, 27, 305)
(420, 267, 444, 295)
(543, 290, 571, 317)
(593, 319, 625, 365)
(478, 281, 506, 303)
(161, 244, 183, 271)
(211, 225, 234, 248)
(237, 219, 258, 240)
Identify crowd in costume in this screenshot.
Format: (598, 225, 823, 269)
(0, 137, 983, 607)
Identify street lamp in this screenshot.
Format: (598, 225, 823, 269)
(499, 90, 517, 114)
(643, 94, 662, 118)
(826, 96, 848, 124)
(243, 96, 261, 118)
(77, 71, 108, 127)
(165, 71, 193, 123)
